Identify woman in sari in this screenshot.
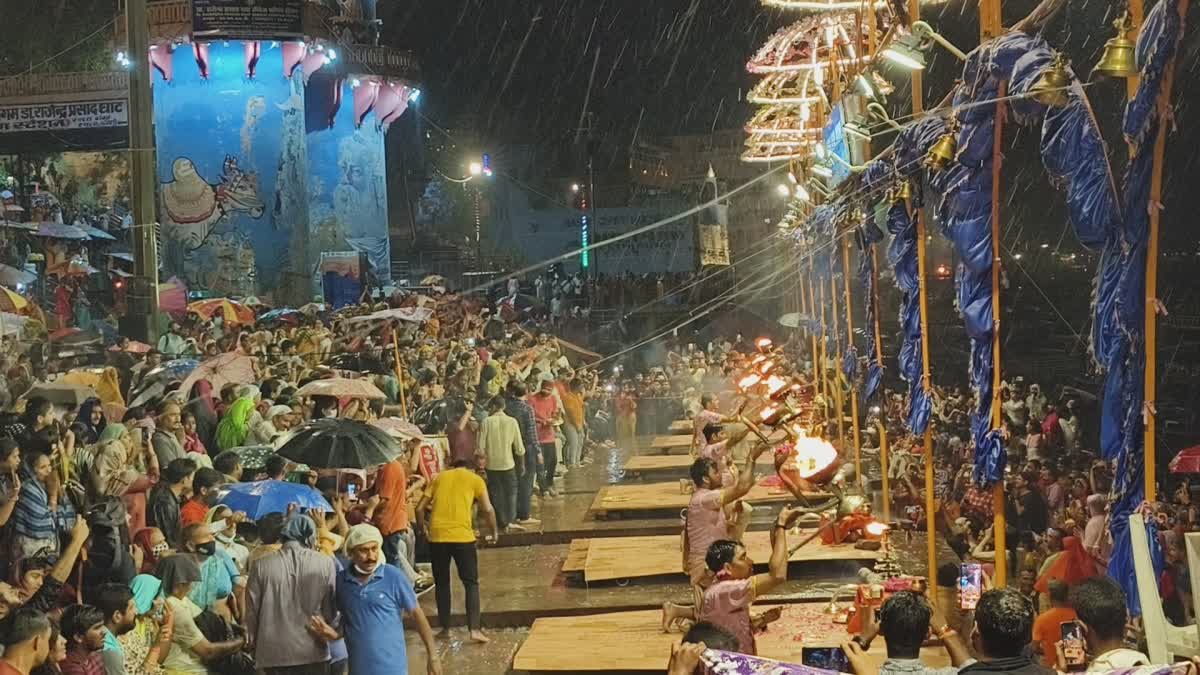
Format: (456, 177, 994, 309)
(183, 381, 218, 451)
(116, 574, 172, 675)
(94, 423, 159, 533)
(214, 398, 255, 451)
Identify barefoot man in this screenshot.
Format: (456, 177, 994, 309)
(662, 439, 771, 631)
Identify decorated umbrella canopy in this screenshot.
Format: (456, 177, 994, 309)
(217, 479, 331, 520)
(371, 417, 424, 442)
(25, 382, 99, 406)
(277, 418, 402, 469)
(296, 377, 386, 400)
(188, 298, 255, 325)
(179, 353, 256, 398)
(36, 223, 89, 240)
(0, 287, 29, 313)
(259, 308, 301, 326)
(231, 444, 276, 471)
(345, 306, 433, 326)
(0, 264, 36, 287)
(1169, 446, 1200, 474)
(78, 225, 116, 241)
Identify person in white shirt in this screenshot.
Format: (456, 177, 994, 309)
(476, 396, 525, 533)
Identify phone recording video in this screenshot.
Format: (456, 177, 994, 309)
(959, 563, 983, 610)
(801, 647, 851, 672)
(1060, 621, 1087, 671)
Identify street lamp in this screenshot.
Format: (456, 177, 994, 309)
(571, 183, 580, 193)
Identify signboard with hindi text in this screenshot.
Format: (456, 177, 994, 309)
(191, 0, 303, 39)
(0, 100, 127, 134)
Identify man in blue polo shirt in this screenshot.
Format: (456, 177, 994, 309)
(307, 523, 441, 675)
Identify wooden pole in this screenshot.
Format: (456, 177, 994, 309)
(1143, 0, 1188, 503)
(829, 243, 846, 450)
(908, 0, 938, 596)
(392, 330, 408, 418)
(877, 420, 891, 523)
(809, 257, 823, 409)
(979, 0, 1008, 586)
(842, 237, 864, 490)
(1127, 0, 1144, 100)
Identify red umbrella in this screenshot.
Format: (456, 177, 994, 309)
(1169, 446, 1200, 473)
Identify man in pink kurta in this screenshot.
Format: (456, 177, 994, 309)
(686, 483, 728, 585)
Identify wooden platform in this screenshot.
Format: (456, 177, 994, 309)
(565, 531, 879, 582)
(588, 481, 830, 519)
(513, 604, 952, 672)
(622, 453, 773, 476)
(670, 419, 693, 434)
(649, 435, 693, 454)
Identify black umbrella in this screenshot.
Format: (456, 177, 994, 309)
(276, 418, 402, 469)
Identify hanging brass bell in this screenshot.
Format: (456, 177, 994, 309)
(884, 185, 897, 204)
(1093, 13, 1138, 79)
(896, 180, 913, 202)
(1030, 52, 1072, 107)
(925, 128, 957, 171)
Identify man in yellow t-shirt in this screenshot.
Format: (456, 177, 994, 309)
(417, 460, 498, 644)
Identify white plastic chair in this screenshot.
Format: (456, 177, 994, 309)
(1129, 512, 1199, 663)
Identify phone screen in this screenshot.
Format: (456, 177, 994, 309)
(801, 647, 851, 672)
(1060, 621, 1087, 671)
(346, 483, 358, 502)
(959, 563, 983, 610)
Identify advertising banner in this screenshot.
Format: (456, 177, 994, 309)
(0, 100, 127, 134)
(192, 0, 303, 39)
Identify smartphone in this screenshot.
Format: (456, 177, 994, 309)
(801, 647, 851, 672)
(959, 563, 983, 610)
(346, 483, 358, 503)
(1060, 621, 1087, 671)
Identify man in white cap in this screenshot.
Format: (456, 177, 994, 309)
(307, 523, 441, 675)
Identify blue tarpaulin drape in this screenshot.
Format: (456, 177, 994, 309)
(1098, 0, 1183, 617)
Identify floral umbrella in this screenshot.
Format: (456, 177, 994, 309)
(188, 298, 255, 325)
(296, 377, 387, 400)
(179, 353, 256, 397)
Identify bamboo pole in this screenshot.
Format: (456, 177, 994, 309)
(817, 261, 831, 422)
(1143, 0, 1188, 503)
(908, 0, 938, 597)
(392, 330, 408, 418)
(979, 2, 1008, 586)
(809, 257, 823, 411)
(877, 420, 891, 523)
(842, 236, 864, 490)
(829, 243, 846, 450)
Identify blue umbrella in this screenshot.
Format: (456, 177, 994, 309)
(147, 359, 200, 383)
(259, 308, 301, 325)
(217, 480, 332, 520)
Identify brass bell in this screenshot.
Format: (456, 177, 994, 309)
(1093, 13, 1138, 79)
(925, 127, 957, 171)
(884, 185, 897, 204)
(1030, 52, 1072, 107)
(896, 180, 913, 202)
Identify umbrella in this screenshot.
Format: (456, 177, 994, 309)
(556, 337, 601, 364)
(296, 377, 386, 400)
(420, 274, 446, 286)
(25, 382, 98, 406)
(158, 278, 188, 318)
(277, 418, 402, 469)
(231, 444, 276, 470)
(371, 417, 424, 442)
(299, 302, 327, 315)
(217, 479, 332, 520)
(241, 296, 269, 308)
(188, 298, 255, 325)
(145, 359, 201, 383)
(0, 312, 29, 337)
(78, 225, 116, 241)
(0, 288, 29, 313)
(107, 252, 135, 263)
(36, 223, 89, 240)
(345, 307, 433, 325)
(259, 308, 301, 326)
(778, 312, 801, 328)
(1170, 446, 1200, 474)
(0, 264, 36, 287)
(0, 221, 37, 232)
(178, 353, 256, 397)
(108, 340, 153, 354)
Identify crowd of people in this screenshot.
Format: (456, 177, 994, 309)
(0, 282, 652, 675)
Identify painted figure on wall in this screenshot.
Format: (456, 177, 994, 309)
(159, 156, 265, 249)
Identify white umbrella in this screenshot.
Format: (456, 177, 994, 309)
(0, 312, 29, 337)
(0, 264, 36, 287)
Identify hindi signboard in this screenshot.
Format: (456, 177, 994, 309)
(0, 100, 127, 134)
(192, 0, 303, 39)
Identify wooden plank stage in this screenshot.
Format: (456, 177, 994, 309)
(649, 435, 694, 454)
(513, 604, 952, 672)
(670, 419, 693, 434)
(568, 531, 879, 582)
(622, 453, 773, 476)
(588, 481, 830, 519)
